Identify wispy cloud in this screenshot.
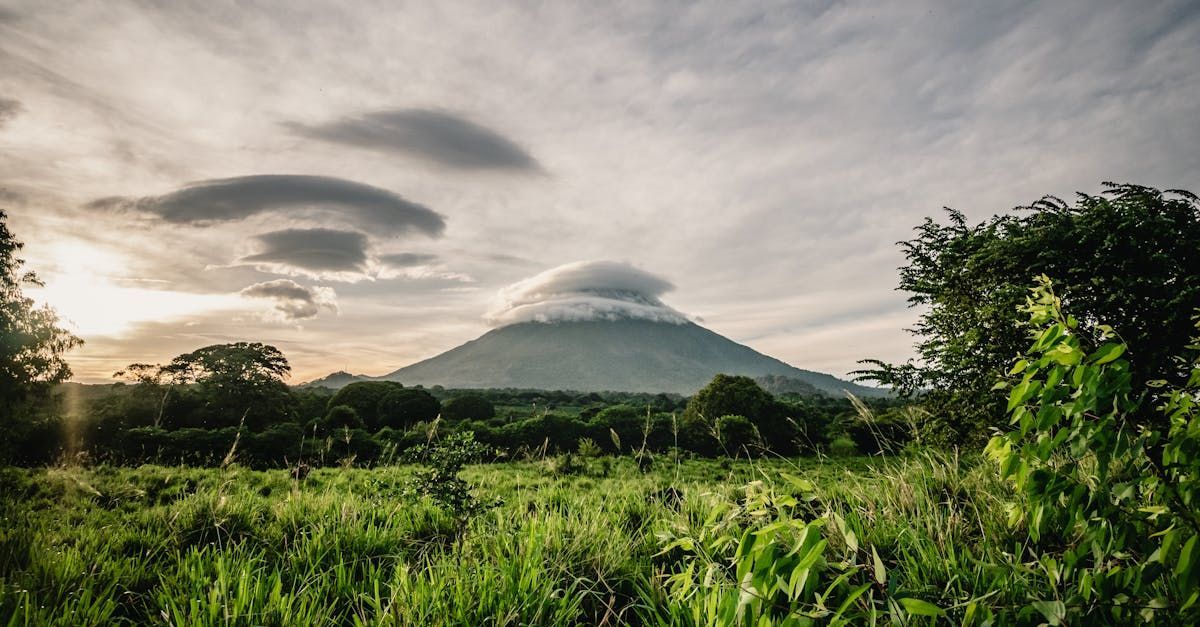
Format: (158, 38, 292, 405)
(379, 252, 439, 268)
(0, 97, 21, 129)
(287, 109, 540, 171)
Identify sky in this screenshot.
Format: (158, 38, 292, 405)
(2, 0, 1198, 384)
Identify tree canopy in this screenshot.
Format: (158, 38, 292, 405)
(0, 210, 82, 462)
(858, 183, 1200, 443)
(441, 393, 496, 421)
(116, 343, 294, 430)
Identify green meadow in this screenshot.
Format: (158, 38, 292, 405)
(3, 453, 1034, 626)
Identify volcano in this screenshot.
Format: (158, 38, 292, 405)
(372, 318, 885, 397)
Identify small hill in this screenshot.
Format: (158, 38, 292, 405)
(298, 370, 368, 389)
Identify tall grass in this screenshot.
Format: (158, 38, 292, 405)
(1, 454, 1037, 625)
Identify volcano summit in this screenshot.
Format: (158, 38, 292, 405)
(322, 261, 885, 396)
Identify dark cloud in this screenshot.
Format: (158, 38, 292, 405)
(0, 97, 22, 129)
(379, 252, 438, 268)
(287, 109, 539, 171)
(86, 174, 445, 237)
(240, 279, 338, 321)
(241, 228, 370, 275)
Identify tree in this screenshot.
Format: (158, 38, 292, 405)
(323, 405, 363, 430)
(684, 374, 797, 454)
(119, 343, 295, 430)
(0, 210, 83, 462)
(858, 183, 1200, 444)
(715, 414, 757, 456)
(326, 381, 403, 430)
(376, 387, 441, 430)
(441, 393, 495, 421)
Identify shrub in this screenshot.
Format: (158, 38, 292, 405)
(986, 276, 1200, 623)
(575, 437, 602, 458)
(404, 432, 497, 530)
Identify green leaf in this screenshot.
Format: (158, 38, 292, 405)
(1031, 600, 1066, 625)
(1089, 342, 1126, 365)
(871, 546, 886, 585)
(1008, 359, 1029, 375)
(1176, 534, 1197, 578)
(898, 598, 943, 617)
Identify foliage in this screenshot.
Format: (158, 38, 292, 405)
(404, 431, 497, 526)
(115, 343, 295, 430)
(576, 437, 602, 458)
(376, 386, 441, 430)
(986, 276, 1200, 623)
(442, 393, 496, 421)
(684, 374, 802, 455)
(0, 211, 82, 463)
(322, 405, 363, 430)
(326, 381, 403, 430)
(650, 474, 940, 625)
(859, 183, 1200, 444)
(714, 414, 758, 456)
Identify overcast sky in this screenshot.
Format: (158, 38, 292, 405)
(2, 1, 1198, 384)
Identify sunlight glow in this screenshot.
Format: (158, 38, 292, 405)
(28, 241, 242, 337)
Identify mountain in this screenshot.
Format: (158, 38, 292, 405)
(298, 370, 368, 389)
(371, 319, 887, 397)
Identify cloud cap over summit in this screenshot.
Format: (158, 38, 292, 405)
(486, 260, 689, 327)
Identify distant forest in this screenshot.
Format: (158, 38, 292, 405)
(9, 363, 903, 468)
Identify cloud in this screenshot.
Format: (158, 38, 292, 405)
(86, 175, 445, 237)
(0, 187, 26, 205)
(485, 260, 689, 327)
(241, 228, 370, 278)
(379, 252, 439, 268)
(0, 97, 22, 129)
(287, 109, 539, 171)
(240, 279, 338, 321)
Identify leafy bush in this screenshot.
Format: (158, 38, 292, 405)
(575, 437, 602, 458)
(860, 184, 1200, 445)
(986, 276, 1200, 623)
(405, 432, 497, 529)
(649, 474, 940, 624)
(326, 381, 403, 430)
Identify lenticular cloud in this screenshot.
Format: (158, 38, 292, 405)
(485, 260, 689, 327)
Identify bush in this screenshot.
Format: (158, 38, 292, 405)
(985, 276, 1200, 623)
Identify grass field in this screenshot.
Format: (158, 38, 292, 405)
(0, 453, 1060, 625)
